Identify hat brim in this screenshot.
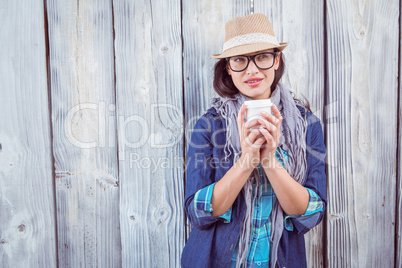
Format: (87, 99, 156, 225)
(211, 42, 288, 59)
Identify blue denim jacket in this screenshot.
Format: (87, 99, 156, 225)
(181, 106, 327, 268)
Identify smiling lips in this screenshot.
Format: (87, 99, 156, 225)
(245, 78, 263, 87)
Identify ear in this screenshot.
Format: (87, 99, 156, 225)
(274, 52, 281, 70)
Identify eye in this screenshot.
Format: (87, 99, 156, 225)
(256, 54, 270, 60)
(232, 57, 246, 63)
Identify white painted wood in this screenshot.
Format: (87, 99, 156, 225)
(112, 0, 185, 267)
(397, 16, 402, 267)
(2, 1, 402, 267)
(253, 1, 326, 267)
(183, 0, 251, 129)
(326, 0, 398, 267)
(398, 174, 401, 265)
(182, 0, 251, 239)
(254, 0, 325, 120)
(0, 0, 56, 267)
(46, 0, 120, 266)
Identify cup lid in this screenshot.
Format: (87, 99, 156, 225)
(244, 99, 273, 108)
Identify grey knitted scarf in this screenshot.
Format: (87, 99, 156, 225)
(210, 82, 308, 268)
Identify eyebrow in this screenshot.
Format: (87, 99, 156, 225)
(241, 51, 276, 56)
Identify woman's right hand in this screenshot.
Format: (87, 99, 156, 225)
(237, 104, 266, 170)
(210, 104, 265, 217)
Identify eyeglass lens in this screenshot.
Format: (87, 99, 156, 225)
(229, 53, 276, 72)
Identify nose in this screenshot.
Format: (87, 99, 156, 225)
(246, 59, 259, 74)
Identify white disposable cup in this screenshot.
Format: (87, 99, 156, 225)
(244, 99, 273, 128)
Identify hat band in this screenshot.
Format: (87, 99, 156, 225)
(222, 33, 280, 53)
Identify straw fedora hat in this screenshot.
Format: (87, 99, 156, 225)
(211, 13, 288, 59)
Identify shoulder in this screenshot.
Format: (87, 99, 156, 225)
(193, 107, 224, 129)
(190, 107, 226, 145)
(296, 105, 322, 131)
(296, 105, 326, 158)
(192, 108, 214, 129)
(297, 104, 325, 147)
(205, 107, 220, 118)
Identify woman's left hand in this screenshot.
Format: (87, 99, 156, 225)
(257, 104, 283, 166)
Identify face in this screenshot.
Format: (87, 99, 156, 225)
(226, 49, 281, 100)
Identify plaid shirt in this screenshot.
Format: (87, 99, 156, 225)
(194, 148, 324, 268)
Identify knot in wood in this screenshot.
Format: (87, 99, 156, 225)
(139, 86, 149, 94)
(18, 224, 26, 232)
(156, 207, 170, 224)
(160, 44, 169, 55)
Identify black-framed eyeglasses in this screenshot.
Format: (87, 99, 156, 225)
(227, 52, 278, 72)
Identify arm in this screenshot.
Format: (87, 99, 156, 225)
(290, 114, 327, 233)
(184, 110, 258, 228)
(263, 159, 310, 215)
(211, 104, 270, 217)
(284, 188, 325, 232)
(258, 106, 326, 221)
(256, 104, 309, 215)
(210, 158, 253, 217)
(184, 113, 220, 230)
(185, 105, 269, 228)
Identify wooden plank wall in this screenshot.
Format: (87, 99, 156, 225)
(1, 0, 402, 267)
(397, 1, 402, 265)
(326, 0, 399, 267)
(46, 0, 120, 267)
(182, 0, 251, 241)
(252, 1, 325, 266)
(113, 0, 185, 266)
(0, 0, 57, 267)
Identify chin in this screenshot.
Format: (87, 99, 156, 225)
(244, 89, 270, 100)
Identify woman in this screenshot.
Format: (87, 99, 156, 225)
(181, 13, 326, 268)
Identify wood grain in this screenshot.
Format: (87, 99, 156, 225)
(0, 0, 56, 267)
(46, 0, 120, 266)
(2, 0, 402, 267)
(254, 0, 325, 120)
(397, 12, 402, 266)
(253, 1, 326, 266)
(326, 0, 399, 267)
(182, 0, 251, 236)
(182, 0, 251, 127)
(112, 0, 185, 267)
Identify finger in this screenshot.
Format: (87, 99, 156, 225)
(237, 104, 246, 138)
(272, 104, 283, 124)
(259, 128, 275, 143)
(261, 111, 280, 126)
(245, 129, 263, 145)
(244, 118, 260, 131)
(246, 130, 268, 150)
(257, 118, 277, 133)
(260, 122, 279, 144)
(253, 137, 266, 148)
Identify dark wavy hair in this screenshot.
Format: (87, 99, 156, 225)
(212, 50, 311, 111)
